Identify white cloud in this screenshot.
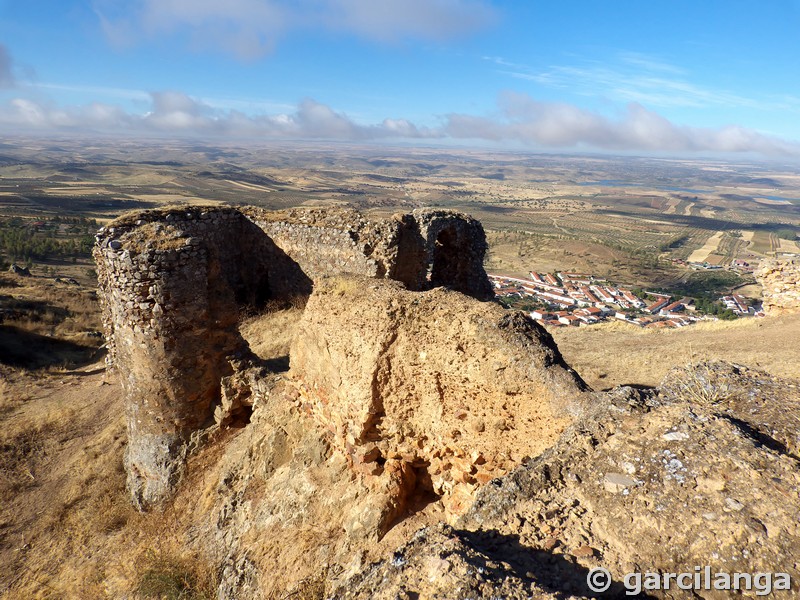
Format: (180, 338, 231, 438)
(0, 91, 440, 140)
(94, 0, 497, 59)
(443, 91, 800, 156)
(0, 98, 133, 129)
(0, 89, 796, 157)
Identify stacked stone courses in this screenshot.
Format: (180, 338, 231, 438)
(94, 204, 494, 508)
(756, 258, 800, 315)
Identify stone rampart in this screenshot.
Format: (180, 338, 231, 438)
(94, 205, 494, 508)
(756, 258, 800, 315)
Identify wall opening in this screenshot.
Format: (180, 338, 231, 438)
(430, 226, 467, 289)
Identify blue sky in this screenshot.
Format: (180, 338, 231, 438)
(1, 0, 799, 157)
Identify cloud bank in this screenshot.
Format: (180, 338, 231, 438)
(0, 91, 439, 140)
(0, 90, 797, 157)
(96, 0, 497, 59)
(444, 91, 800, 156)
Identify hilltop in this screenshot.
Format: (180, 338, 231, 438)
(1, 204, 799, 598)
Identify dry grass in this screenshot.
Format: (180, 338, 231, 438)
(0, 379, 29, 416)
(326, 276, 361, 297)
(0, 418, 56, 503)
(239, 304, 304, 364)
(135, 549, 218, 600)
(2, 276, 100, 333)
(0, 275, 103, 370)
(551, 314, 800, 390)
(666, 361, 732, 404)
(283, 576, 327, 600)
(0, 367, 134, 599)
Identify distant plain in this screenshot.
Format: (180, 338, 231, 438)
(2, 137, 798, 295)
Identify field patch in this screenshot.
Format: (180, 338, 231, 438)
(755, 197, 792, 205)
(779, 237, 800, 253)
(129, 193, 193, 203)
(224, 179, 276, 193)
(687, 231, 724, 262)
(749, 231, 779, 255)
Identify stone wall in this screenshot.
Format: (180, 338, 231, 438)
(412, 209, 494, 301)
(756, 258, 800, 315)
(94, 205, 494, 508)
(94, 207, 308, 508)
(243, 207, 411, 285)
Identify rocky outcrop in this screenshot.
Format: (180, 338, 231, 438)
(756, 258, 800, 315)
(175, 278, 593, 598)
(7, 263, 30, 276)
(450, 361, 800, 598)
(289, 277, 591, 522)
(93, 205, 494, 508)
(328, 524, 541, 599)
(197, 360, 800, 598)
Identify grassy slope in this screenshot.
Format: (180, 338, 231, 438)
(551, 314, 800, 391)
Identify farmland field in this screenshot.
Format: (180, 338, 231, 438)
(0, 138, 798, 296)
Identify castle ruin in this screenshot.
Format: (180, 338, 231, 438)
(93, 205, 495, 508)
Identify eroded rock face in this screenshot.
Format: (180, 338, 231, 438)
(204, 361, 800, 598)
(454, 362, 800, 598)
(94, 205, 494, 508)
(756, 258, 800, 315)
(328, 524, 540, 599)
(289, 277, 591, 522)
(181, 278, 592, 598)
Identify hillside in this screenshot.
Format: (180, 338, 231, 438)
(1, 205, 799, 598)
(552, 314, 800, 390)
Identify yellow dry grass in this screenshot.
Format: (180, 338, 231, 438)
(1, 276, 101, 337)
(551, 314, 800, 390)
(0, 365, 222, 599)
(779, 237, 800, 253)
(0, 275, 103, 372)
(239, 304, 305, 362)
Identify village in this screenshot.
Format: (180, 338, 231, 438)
(490, 271, 762, 328)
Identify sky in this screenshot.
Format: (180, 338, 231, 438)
(1, 0, 800, 158)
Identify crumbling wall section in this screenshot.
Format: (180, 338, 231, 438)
(756, 258, 800, 315)
(94, 205, 494, 509)
(243, 207, 413, 283)
(412, 209, 494, 300)
(94, 207, 299, 508)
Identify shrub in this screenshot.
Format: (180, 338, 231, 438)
(136, 550, 218, 600)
